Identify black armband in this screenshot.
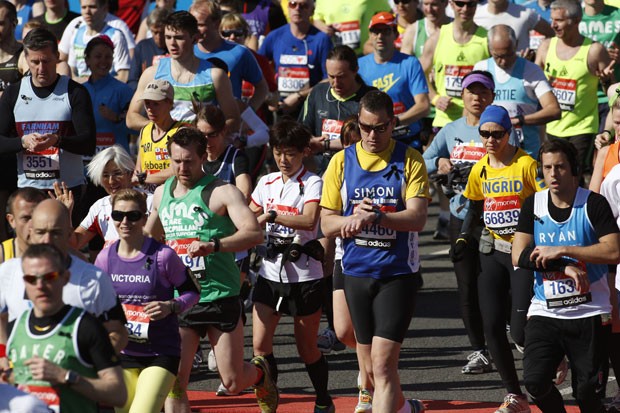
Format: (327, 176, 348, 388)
(516, 246, 568, 272)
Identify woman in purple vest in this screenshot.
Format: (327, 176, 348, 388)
(95, 188, 200, 413)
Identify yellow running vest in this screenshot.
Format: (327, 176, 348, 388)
(139, 120, 186, 176)
(544, 37, 599, 137)
(432, 23, 489, 128)
(1, 238, 15, 261)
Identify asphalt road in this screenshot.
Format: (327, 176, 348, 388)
(187, 201, 619, 408)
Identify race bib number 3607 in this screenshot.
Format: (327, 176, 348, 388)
(550, 77, 577, 111)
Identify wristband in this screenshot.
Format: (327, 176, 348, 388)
(169, 300, 180, 314)
(516, 114, 525, 126)
(431, 95, 440, 106)
(267, 210, 277, 223)
(323, 139, 331, 152)
(209, 237, 221, 252)
(0, 344, 5, 358)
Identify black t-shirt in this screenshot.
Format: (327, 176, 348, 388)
(31, 11, 81, 42)
(0, 75, 96, 156)
(517, 190, 620, 240)
(300, 81, 376, 137)
(27, 305, 120, 371)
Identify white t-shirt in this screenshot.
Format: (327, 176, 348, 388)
(79, 193, 154, 248)
(0, 255, 118, 323)
(473, 57, 553, 103)
(250, 167, 323, 283)
(600, 162, 620, 289)
(0, 384, 49, 413)
(474, 3, 541, 52)
(59, 12, 136, 52)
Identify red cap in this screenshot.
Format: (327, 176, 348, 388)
(368, 12, 396, 29)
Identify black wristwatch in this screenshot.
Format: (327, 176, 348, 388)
(64, 370, 80, 386)
(267, 210, 277, 223)
(516, 114, 525, 126)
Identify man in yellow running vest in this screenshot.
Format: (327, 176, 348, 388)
(420, 0, 490, 129)
(535, 0, 612, 172)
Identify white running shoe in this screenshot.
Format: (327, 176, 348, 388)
(461, 350, 492, 374)
(354, 389, 372, 413)
(494, 393, 530, 413)
(207, 349, 218, 372)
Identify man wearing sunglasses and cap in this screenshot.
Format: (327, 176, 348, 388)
(321, 90, 430, 413)
(420, 0, 490, 129)
(358, 12, 430, 151)
(6, 243, 126, 413)
(458, 105, 544, 413)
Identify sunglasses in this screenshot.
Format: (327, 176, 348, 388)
(111, 210, 144, 222)
(394, 0, 413, 3)
(203, 130, 223, 138)
(221, 29, 246, 38)
(23, 271, 62, 285)
(359, 120, 392, 134)
(452, 0, 477, 7)
(479, 129, 507, 140)
(288, 1, 310, 10)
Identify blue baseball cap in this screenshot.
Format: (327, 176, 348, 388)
(479, 105, 512, 132)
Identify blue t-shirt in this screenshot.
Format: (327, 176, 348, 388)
(521, 0, 551, 21)
(15, 0, 35, 40)
(358, 52, 429, 138)
(194, 40, 263, 99)
(259, 24, 332, 94)
(83, 74, 134, 155)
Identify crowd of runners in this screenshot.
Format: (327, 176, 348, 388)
(1, 0, 620, 412)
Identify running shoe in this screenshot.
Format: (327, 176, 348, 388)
(494, 393, 531, 413)
(216, 382, 241, 396)
(313, 403, 336, 413)
(607, 389, 620, 412)
(461, 350, 492, 374)
(514, 343, 525, 354)
(192, 349, 203, 371)
(354, 389, 372, 413)
(208, 349, 218, 372)
(553, 356, 568, 385)
(317, 328, 346, 353)
(408, 399, 426, 412)
(251, 355, 279, 413)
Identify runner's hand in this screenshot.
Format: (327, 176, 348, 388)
(434, 96, 452, 112)
(187, 240, 215, 257)
(144, 301, 172, 320)
(48, 181, 74, 213)
(24, 356, 65, 385)
(564, 264, 589, 293)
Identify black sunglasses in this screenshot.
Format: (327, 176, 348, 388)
(452, 0, 477, 7)
(23, 271, 62, 285)
(111, 210, 144, 222)
(479, 129, 507, 140)
(221, 29, 246, 38)
(394, 0, 413, 3)
(359, 120, 392, 134)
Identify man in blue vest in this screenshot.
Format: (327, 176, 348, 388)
(473, 24, 560, 158)
(512, 139, 620, 413)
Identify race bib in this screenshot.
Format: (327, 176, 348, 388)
(321, 119, 344, 141)
(550, 77, 576, 111)
(122, 303, 150, 342)
(483, 195, 521, 237)
(279, 54, 308, 65)
(167, 238, 206, 274)
(22, 147, 60, 180)
(278, 67, 310, 93)
(266, 204, 299, 237)
(18, 384, 60, 412)
(444, 65, 473, 97)
(543, 275, 592, 309)
(450, 143, 486, 163)
(529, 30, 545, 51)
(333, 21, 361, 50)
(393, 102, 406, 116)
(354, 206, 397, 249)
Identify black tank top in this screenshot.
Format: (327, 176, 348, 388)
(0, 45, 23, 92)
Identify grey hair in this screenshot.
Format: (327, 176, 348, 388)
(488, 24, 517, 50)
(147, 7, 173, 28)
(86, 145, 135, 187)
(550, 0, 582, 21)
